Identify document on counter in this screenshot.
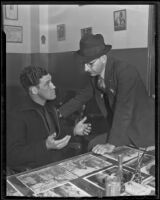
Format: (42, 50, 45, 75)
(34, 182, 91, 197)
(142, 176, 155, 188)
(83, 165, 139, 190)
(16, 165, 78, 194)
(125, 181, 154, 195)
(102, 146, 143, 162)
(124, 154, 155, 174)
(7, 180, 23, 196)
(58, 154, 112, 177)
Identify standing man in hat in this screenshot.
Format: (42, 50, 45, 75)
(58, 33, 155, 154)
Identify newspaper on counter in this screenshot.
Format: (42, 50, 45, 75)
(102, 146, 143, 162)
(83, 165, 148, 190)
(124, 154, 155, 175)
(58, 154, 112, 177)
(34, 182, 91, 197)
(17, 164, 78, 194)
(7, 181, 23, 196)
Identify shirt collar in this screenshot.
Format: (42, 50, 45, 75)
(100, 55, 107, 79)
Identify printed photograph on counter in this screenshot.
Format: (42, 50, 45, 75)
(35, 182, 91, 197)
(142, 176, 155, 188)
(102, 146, 143, 162)
(125, 181, 155, 196)
(17, 165, 77, 194)
(7, 181, 23, 196)
(34, 189, 61, 197)
(58, 154, 112, 177)
(124, 154, 155, 174)
(83, 165, 149, 190)
(53, 182, 90, 197)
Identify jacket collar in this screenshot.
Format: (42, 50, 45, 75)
(18, 95, 56, 112)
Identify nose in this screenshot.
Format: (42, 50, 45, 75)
(50, 82, 55, 89)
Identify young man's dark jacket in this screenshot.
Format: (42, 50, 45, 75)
(59, 55, 155, 148)
(7, 96, 75, 172)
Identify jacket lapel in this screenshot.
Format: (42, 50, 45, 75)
(20, 98, 60, 137)
(104, 56, 114, 90)
(104, 56, 116, 108)
(20, 98, 51, 136)
(47, 102, 60, 137)
(91, 77, 107, 117)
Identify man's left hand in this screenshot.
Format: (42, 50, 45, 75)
(73, 116, 91, 136)
(92, 143, 116, 155)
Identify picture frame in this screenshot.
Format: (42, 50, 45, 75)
(81, 27, 92, 38)
(114, 9, 126, 31)
(57, 24, 65, 41)
(4, 25, 23, 43)
(5, 5, 18, 20)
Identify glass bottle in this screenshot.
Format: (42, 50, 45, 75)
(133, 150, 142, 184)
(105, 155, 125, 196)
(105, 175, 121, 196)
(116, 155, 125, 193)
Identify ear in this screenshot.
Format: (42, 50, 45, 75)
(101, 55, 107, 64)
(29, 86, 38, 95)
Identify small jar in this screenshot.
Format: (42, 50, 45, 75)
(105, 175, 121, 196)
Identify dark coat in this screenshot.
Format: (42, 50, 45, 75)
(60, 55, 155, 148)
(7, 97, 74, 172)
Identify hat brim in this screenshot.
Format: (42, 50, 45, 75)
(76, 44, 112, 63)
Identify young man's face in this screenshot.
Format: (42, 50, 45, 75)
(37, 74, 56, 100)
(84, 56, 105, 76)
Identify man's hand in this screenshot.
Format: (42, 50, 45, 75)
(46, 133, 71, 150)
(92, 143, 116, 155)
(73, 116, 91, 136)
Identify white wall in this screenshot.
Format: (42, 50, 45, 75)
(30, 5, 40, 53)
(39, 5, 49, 53)
(3, 4, 149, 53)
(3, 5, 31, 53)
(48, 5, 149, 53)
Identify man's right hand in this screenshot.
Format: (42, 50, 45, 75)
(46, 133, 71, 150)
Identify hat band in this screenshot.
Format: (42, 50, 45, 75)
(81, 44, 105, 57)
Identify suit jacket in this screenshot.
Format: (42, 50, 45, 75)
(60, 55, 155, 148)
(7, 96, 74, 172)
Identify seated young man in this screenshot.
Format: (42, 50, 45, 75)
(7, 66, 91, 173)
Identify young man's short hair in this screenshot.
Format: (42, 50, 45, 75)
(20, 66, 48, 91)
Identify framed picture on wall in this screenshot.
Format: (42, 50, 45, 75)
(81, 27, 92, 38)
(57, 24, 65, 41)
(114, 9, 126, 31)
(4, 25, 23, 43)
(5, 5, 18, 20)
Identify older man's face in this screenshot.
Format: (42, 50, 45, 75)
(85, 57, 104, 76)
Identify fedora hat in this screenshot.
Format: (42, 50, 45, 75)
(76, 34, 112, 63)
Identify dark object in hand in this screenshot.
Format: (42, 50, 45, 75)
(65, 142, 82, 157)
(68, 142, 82, 155)
(68, 142, 81, 150)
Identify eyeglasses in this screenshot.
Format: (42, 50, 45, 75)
(85, 58, 99, 72)
(88, 58, 99, 68)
